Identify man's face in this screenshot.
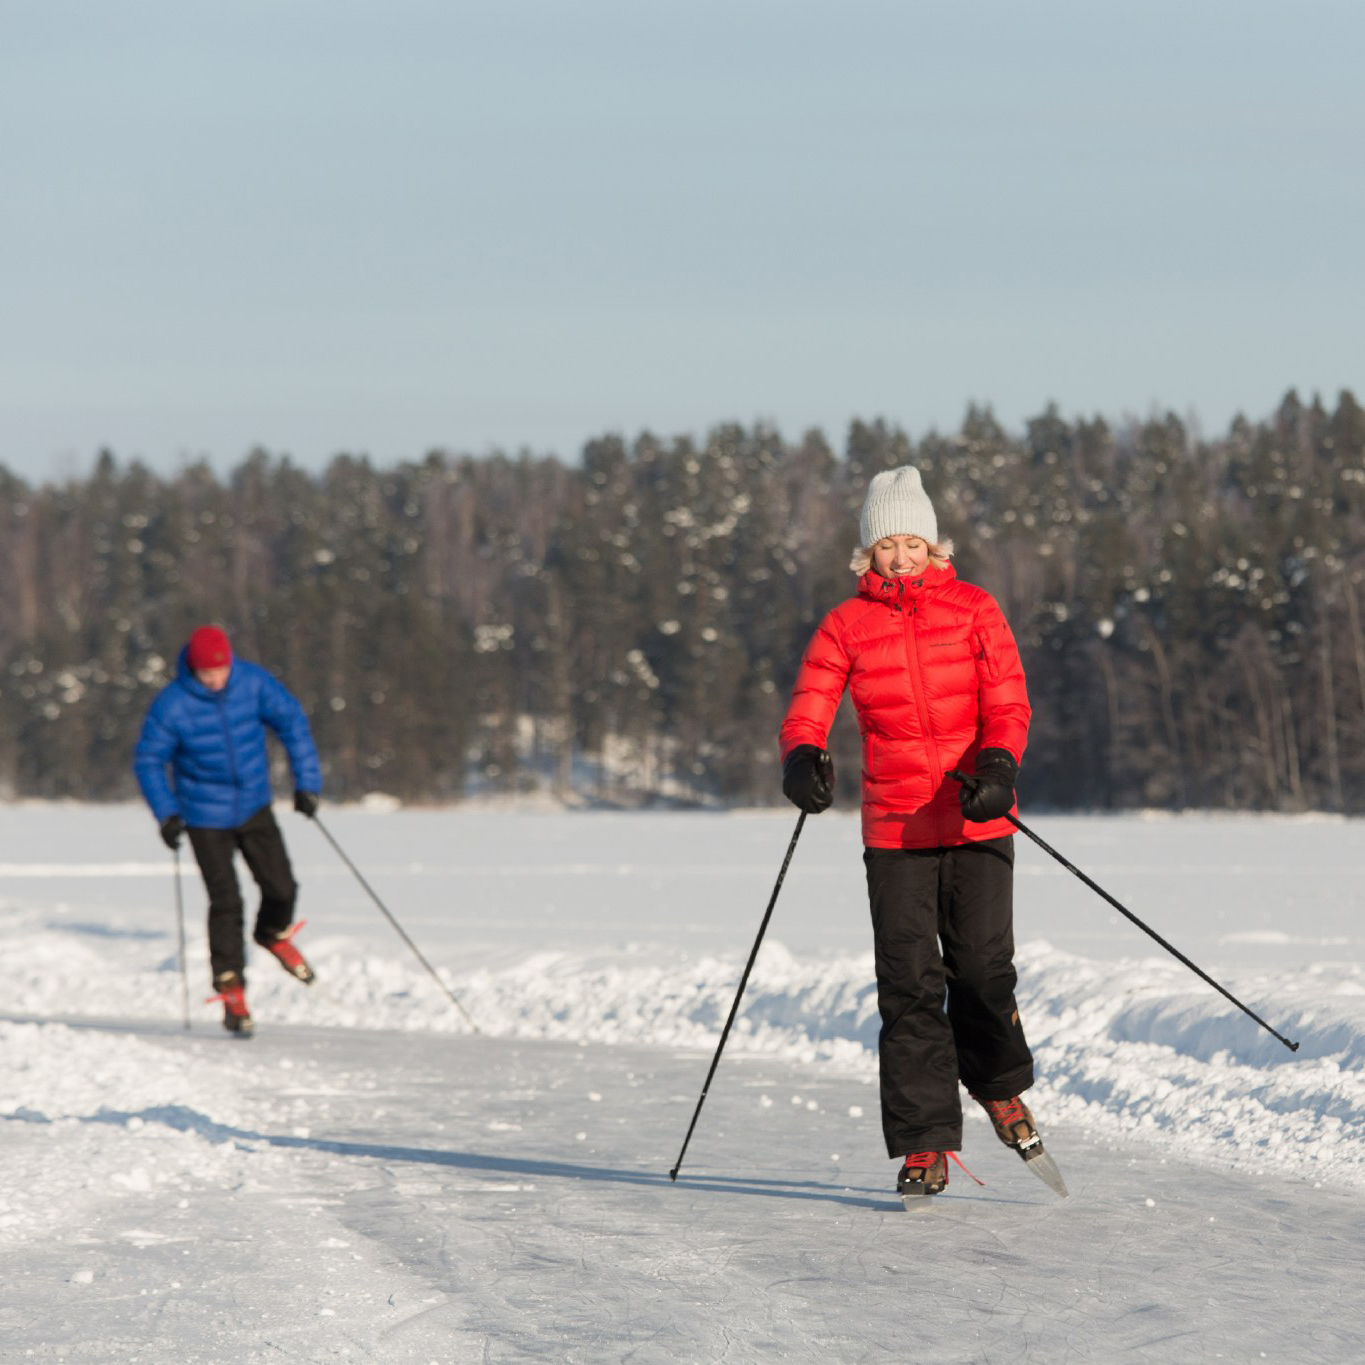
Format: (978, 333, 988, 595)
(194, 665, 231, 692)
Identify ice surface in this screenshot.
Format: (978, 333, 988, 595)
(2, 804, 1363, 1361)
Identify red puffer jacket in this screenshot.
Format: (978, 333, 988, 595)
(780, 564, 1030, 849)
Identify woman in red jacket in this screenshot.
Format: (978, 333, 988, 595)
(779, 465, 1050, 1200)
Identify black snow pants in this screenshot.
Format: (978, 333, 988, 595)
(188, 805, 299, 985)
(864, 837, 1034, 1158)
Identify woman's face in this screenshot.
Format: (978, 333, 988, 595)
(871, 535, 931, 578)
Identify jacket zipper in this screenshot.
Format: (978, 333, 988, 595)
(216, 692, 242, 826)
(897, 578, 946, 843)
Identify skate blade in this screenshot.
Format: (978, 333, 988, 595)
(1022, 1148, 1068, 1199)
(898, 1182, 946, 1209)
(900, 1192, 938, 1210)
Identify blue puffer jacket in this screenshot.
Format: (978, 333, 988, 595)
(133, 650, 322, 829)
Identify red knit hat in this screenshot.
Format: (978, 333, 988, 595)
(186, 625, 232, 671)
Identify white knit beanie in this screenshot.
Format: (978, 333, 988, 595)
(859, 465, 938, 546)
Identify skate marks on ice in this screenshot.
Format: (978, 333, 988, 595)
(4, 1024, 1365, 1363)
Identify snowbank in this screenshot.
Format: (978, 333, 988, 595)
(7, 902, 1364, 1192)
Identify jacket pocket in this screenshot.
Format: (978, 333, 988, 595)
(972, 628, 1001, 685)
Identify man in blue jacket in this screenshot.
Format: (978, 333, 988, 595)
(134, 625, 323, 1035)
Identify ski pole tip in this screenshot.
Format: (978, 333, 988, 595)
(668, 1168, 678, 1182)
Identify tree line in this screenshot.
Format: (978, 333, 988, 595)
(2, 388, 1363, 813)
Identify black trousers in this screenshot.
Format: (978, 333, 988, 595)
(865, 838, 1034, 1157)
(188, 806, 299, 984)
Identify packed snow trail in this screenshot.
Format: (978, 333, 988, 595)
(3, 1017, 1363, 1363)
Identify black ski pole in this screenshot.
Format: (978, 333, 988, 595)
(670, 811, 807, 1182)
(309, 813, 480, 1033)
(172, 845, 190, 1031)
(978, 797, 1300, 1053)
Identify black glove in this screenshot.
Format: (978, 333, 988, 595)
(782, 745, 835, 814)
(159, 814, 187, 850)
(956, 748, 1019, 823)
(293, 790, 319, 818)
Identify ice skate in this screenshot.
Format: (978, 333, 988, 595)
(255, 920, 315, 984)
(972, 1094, 1068, 1198)
(898, 1151, 949, 1203)
(208, 972, 253, 1036)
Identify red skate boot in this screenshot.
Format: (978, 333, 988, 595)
(255, 921, 315, 984)
(207, 972, 253, 1036)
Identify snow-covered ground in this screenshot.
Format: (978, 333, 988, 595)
(3, 804, 1363, 1361)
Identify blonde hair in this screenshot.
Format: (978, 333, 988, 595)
(849, 537, 955, 574)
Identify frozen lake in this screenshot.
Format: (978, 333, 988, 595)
(2, 804, 1363, 1361)
(7, 801, 1365, 967)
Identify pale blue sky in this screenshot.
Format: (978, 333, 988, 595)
(3, 0, 1362, 483)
